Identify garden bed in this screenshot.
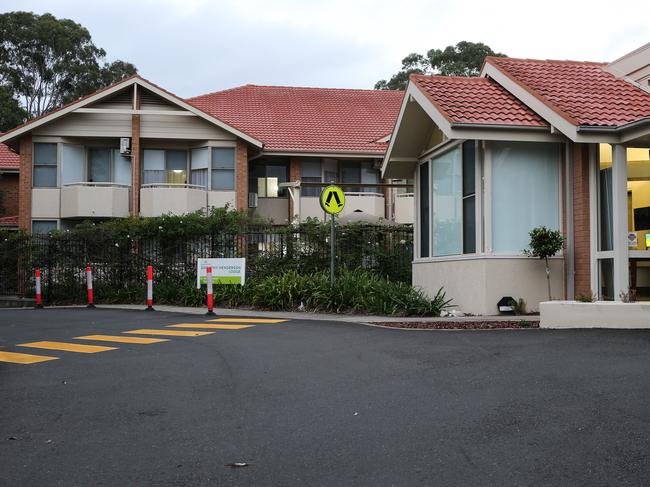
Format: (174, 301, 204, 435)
(370, 320, 539, 330)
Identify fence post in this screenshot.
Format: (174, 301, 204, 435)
(86, 266, 95, 308)
(35, 268, 43, 309)
(206, 265, 215, 316)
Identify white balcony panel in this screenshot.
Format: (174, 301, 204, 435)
(341, 193, 385, 218)
(254, 198, 289, 224)
(300, 197, 325, 222)
(32, 188, 61, 218)
(207, 191, 236, 209)
(394, 193, 414, 224)
(60, 184, 130, 219)
(140, 186, 207, 217)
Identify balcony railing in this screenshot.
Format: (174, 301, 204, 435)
(141, 183, 206, 190)
(60, 182, 131, 218)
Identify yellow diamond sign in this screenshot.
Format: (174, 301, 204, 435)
(320, 185, 346, 214)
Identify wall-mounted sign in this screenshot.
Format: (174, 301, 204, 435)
(196, 258, 246, 288)
(320, 185, 345, 215)
(628, 232, 638, 248)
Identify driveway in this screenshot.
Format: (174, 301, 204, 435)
(1, 308, 648, 486)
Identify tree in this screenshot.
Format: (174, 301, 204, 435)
(0, 11, 137, 119)
(523, 226, 565, 301)
(0, 85, 27, 131)
(375, 41, 506, 90)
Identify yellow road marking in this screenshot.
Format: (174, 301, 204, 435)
(208, 318, 287, 323)
(123, 329, 214, 337)
(18, 341, 117, 354)
(0, 351, 59, 364)
(167, 323, 255, 330)
(74, 335, 169, 344)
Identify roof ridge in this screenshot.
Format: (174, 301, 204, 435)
(410, 73, 487, 81)
(486, 55, 607, 66)
(190, 84, 404, 99)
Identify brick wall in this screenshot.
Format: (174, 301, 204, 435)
(131, 114, 141, 215)
(572, 143, 591, 297)
(235, 140, 248, 210)
(0, 172, 19, 216)
(18, 135, 32, 232)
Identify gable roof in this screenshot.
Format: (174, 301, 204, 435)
(410, 74, 547, 127)
(0, 75, 263, 149)
(188, 85, 404, 155)
(0, 142, 19, 170)
(485, 56, 650, 128)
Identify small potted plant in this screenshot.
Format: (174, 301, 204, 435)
(524, 226, 564, 302)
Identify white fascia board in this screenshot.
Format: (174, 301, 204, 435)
(0, 77, 140, 145)
(448, 127, 563, 143)
(482, 63, 580, 141)
(133, 79, 264, 148)
(380, 82, 453, 177)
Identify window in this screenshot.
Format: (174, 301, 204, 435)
(33, 143, 57, 187)
(419, 162, 430, 258)
(112, 150, 132, 186)
(256, 164, 287, 197)
(32, 220, 57, 234)
(143, 149, 187, 184)
(211, 147, 235, 190)
(491, 142, 559, 253)
(60, 144, 85, 186)
(361, 162, 380, 193)
(301, 160, 321, 197)
(89, 148, 111, 183)
(166, 150, 187, 184)
(462, 141, 476, 254)
(432, 146, 462, 256)
(191, 148, 209, 188)
(341, 161, 360, 192)
(143, 150, 166, 184)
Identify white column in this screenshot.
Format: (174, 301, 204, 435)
(611, 144, 629, 300)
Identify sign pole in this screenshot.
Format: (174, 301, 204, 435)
(330, 212, 335, 286)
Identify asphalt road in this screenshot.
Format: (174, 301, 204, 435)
(1, 308, 649, 486)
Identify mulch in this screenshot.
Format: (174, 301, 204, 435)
(370, 320, 539, 330)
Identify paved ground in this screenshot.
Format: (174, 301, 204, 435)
(0, 308, 648, 486)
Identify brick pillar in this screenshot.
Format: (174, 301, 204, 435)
(18, 135, 33, 232)
(288, 157, 300, 220)
(235, 140, 248, 210)
(131, 114, 141, 215)
(572, 143, 591, 297)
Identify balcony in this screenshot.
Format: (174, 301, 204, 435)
(394, 193, 414, 224)
(140, 183, 208, 217)
(60, 183, 130, 219)
(298, 192, 386, 222)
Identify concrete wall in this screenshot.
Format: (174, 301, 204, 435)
(394, 194, 414, 224)
(207, 191, 237, 210)
(140, 187, 207, 217)
(253, 198, 289, 223)
(541, 301, 650, 328)
(32, 188, 60, 219)
(341, 194, 385, 218)
(413, 257, 565, 315)
(300, 197, 325, 221)
(60, 186, 130, 218)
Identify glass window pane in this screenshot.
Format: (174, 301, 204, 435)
(599, 258, 614, 301)
(61, 145, 85, 185)
(33, 166, 57, 187)
(462, 141, 475, 197)
(191, 148, 209, 170)
(191, 169, 208, 188)
(212, 148, 235, 169)
(419, 162, 429, 258)
(143, 150, 165, 170)
(599, 167, 613, 251)
(212, 169, 235, 190)
(34, 143, 57, 165)
(32, 220, 57, 234)
(492, 142, 559, 253)
(301, 160, 321, 177)
(463, 196, 476, 254)
(432, 146, 462, 256)
(166, 150, 187, 171)
(89, 149, 111, 183)
(112, 150, 132, 186)
(341, 162, 361, 184)
(361, 162, 380, 193)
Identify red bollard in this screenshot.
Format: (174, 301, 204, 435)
(206, 265, 215, 316)
(35, 268, 43, 309)
(145, 265, 154, 311)
(86, 266, 95, 308)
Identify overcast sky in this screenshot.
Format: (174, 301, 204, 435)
(4, 0, 649, 97)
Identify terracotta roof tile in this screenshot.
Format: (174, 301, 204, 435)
(0, 142, 19, 170)
(487, 57, 650, 127)
(187, 85, 404, 154)
(410, 74, 548, 127)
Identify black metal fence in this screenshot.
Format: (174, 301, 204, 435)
(0, 225, 413, 303)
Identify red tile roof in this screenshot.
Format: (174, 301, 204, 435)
(486, 57, 650, 127)
(0, 142, 19, 170)
(410, 74, 548, 127)
(0, 215, 18, 226)
(188, 85, 404, 154)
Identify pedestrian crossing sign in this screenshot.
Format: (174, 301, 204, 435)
(320, 185, 345, 214)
